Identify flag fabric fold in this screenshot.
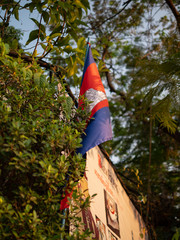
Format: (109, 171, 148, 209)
(60, 189, 73, 210)
(77, 44, 112, 156)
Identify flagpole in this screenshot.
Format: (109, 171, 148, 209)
(84, 37, 90, 63)
(60, 208, 68, 240)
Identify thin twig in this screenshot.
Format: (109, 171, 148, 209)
(152, 2, 166, 18)
(96, 0, 132, 28)
(32, 13, 43, 57)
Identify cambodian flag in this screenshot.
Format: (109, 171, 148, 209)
(77, 44, 112, 156)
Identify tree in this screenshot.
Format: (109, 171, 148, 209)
(82, 0, 180, 239)
(0, 0, 92, 239)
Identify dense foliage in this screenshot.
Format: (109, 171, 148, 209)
(0, 0, 91, 239)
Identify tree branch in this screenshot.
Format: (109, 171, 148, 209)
(102, 44, 127, 101)
(97, 0, 132, 28)
(165, 0, 180, 32)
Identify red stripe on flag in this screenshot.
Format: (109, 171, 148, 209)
(90, 99, 109, 118)
(80, 63, 105, 96)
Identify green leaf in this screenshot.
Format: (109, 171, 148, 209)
(4, 43, 10, 54)
(77, 37, 85, 49)
(91, 48, 100, 57)
(21, 67, 26, 79)
(26, 29, 39, 45)
(68, 29, 78, 41)
(33, 210, 37, 221)
(24, 3, 36, 12)
(57, 35, 70, 47)
(12, 231, 19, 238)
(40, 43, 47, 50)
(13, 7, 19, 21)
(64, 46, 73, 54)
(26, 69, 33, 80)
(50, 25, 63, 36)
(34, 72, 41, 85)
(36, 2, 43, 13)
(25, 204, 32, 213)
(140, 233, 144, 239)
(81, 0, 90, 9)
(49, 33, 62, 40)
(11, 39, 19, 50)
(73, 0, 87, 13)
(30, 18, 46, 33)
(172, 228, 180, 240)
(76, 56, 84, 65)
(40, 74, 48, 88)
(42, 10, 49, 24)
